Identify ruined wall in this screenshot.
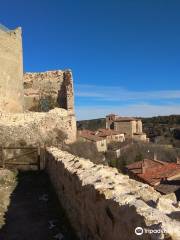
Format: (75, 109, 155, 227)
(0, 27, 24, 113)
(23, 70, 74, 113)
(0, 108, 76, 145)
(46, 147, 180, 240)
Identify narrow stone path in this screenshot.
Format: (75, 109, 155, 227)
(0, 171, 78, 240)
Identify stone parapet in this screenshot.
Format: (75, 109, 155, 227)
(46, 147, 180, 240)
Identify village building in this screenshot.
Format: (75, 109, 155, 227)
(95, 129, 125, 144)
(106, 114, 148, 141)
(126, 158, 180, 199)
(78, 128, 125, 153)
(78, 130, 107, 152)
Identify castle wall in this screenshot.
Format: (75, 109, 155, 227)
(24, 70, 74, 114)
(46, 147, 180, 240)
(0, 27, 24, 113)
(0, 108, 76, 146)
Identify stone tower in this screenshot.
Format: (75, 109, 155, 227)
(106, 114, 118, 129)
(0, 24, 24, 113)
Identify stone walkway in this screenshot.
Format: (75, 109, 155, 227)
(0, 171, 78, 240)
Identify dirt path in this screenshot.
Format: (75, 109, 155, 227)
(0, 171, 78, 240)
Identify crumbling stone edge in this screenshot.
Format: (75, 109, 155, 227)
(46, 147, 180, 240)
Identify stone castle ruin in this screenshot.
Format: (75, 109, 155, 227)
(24, 70, 74, 113)
(0, 24, 180, 239)
(0, 25, 24, 113)
(0, 24, 76, 145)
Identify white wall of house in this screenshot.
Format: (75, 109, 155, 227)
(112, 134, 125, 142)
(96, 139, 107, 152)
(133, 133, 147, 142)
(79, 136, 107, 152)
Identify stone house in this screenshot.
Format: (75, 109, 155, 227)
(78, 128, 125, 153)
(78, 130, 107, 152)
(133, 132, 148, 142)
(106, 114, 147, 141)
(94, 129, 125, 144)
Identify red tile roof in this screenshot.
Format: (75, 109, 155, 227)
(97, 129, 124, 137)
(106, 114, 141, 122)
(126, 159, 180, 186)
(78, 129, 124, 141)
(78, 130, 104, 142)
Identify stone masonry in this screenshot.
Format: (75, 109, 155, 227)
(0, 24, 76, 144)
(2, 23, 180, 240)
(106, 114, 147, 141)
(46, 147, 180, 240)
(24, 70, 74, 114)
(0, 108, 76, 145)
(0, 26, 24, 113)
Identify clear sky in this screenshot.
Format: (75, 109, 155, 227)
(1, 0, 180, 119)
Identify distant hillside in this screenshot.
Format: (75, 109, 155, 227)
(142, 115, 180, 147)
(77, 118, 105, 131)
(142, 115, 180, 125)
(77, 115, 180, 147)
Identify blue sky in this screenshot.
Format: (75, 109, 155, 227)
(1, 0, 180, 119)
